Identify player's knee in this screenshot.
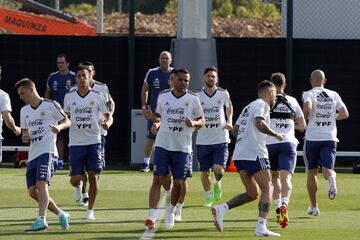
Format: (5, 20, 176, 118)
(28, 187, 37, 199)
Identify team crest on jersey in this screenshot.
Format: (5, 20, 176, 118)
(185, 102, 189, 107)
(66, 79, 72, 90)
(218, 100, 222, 105)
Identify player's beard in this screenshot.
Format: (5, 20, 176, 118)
(205, 81, 215, 88)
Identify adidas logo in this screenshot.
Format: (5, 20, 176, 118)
(201, 102, 205, 105)
(72, 102, 76, 105)
(165, 102, 169, 106)
(316, 91, 332, 102)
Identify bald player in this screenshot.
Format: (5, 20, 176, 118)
(302, 69, 349, 216)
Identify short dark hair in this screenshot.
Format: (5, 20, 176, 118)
(176, 68, 190, 75)
(15, 78, 35, 89)
(170, 68, 178, 74)
(270, 72, 286, 87)
(203, 66, 217, 75)
(80, 61, 94, 68)
(257, 80, 274, 93)
(75, 66, 91, 74)
(57, 53, 70, 63)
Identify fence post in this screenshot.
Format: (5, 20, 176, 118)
(286, 0, 293, 94)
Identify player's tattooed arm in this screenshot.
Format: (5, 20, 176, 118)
(255, 117, 284, 141)
(230, 124, 239, 137)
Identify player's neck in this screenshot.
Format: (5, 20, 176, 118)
(160, 66, 170, 72)
(204, 85, 216, 95)
(78, 86, 91, 96)
(59, 69, 69, 75)
(172, 88, 186, 97)
(29, 96, 42, 108)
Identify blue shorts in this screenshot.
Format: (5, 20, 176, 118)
(153, 147, 192, 180)
(267, 142, 297, 173)
(146, 120, 156, 139)
(197, 143, 229, 171)
(234, 157, 270, 176)
(304, 140, 336, 170)
(69, 143, 103, 176)
(26, 153, 57, 188)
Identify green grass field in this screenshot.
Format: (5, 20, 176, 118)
(0, 166, 359, 240)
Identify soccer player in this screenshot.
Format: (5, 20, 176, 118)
(16, 78, 71, 231)
(212, 80, 283, 237)
(195, 67, 233, 207)
(143, 68, 205, 230)
(44, 53, 76, 170)
(63, 66, 112, 220)
(70, 61, 115, 207)
(0, 65, 21, 165)
(302, 69, 349, 216)
(140, 51, 172, 172)
(266, 72, 307, 228)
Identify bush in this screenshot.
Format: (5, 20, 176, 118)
(165, 0, 280, 19)
(0, 0, 22, 9)
(63, 3, 96, 15)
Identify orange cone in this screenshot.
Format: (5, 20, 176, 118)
(226, 157, 237, 172)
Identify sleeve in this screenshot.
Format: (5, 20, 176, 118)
(63, 95, 70, 113)
(292, 98, 304, 118)
(335, 92, 346, 110)
(302, 91, 311, 104)
(224, 90, 231, 108)
(69, 85, 77, 92)
(98, 94, 109, 114)
(155, 94, 162, 115)
(193, 96, 204, 119)
(0, 92, 12, 112)
(253, 100, 266, 119)
(235, 114, 241, 125)
(46, 74, 52, 88)
(51, 101, 66, 122)
(102, 85, 111, 103)
(20, 108, 27, 129)
(144, 69, 152, 85)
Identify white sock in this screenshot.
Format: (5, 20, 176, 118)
(281, 197, 289, 207)
(205, 190, 212, 198)
(221, 203, 229, 212)
(57, 211, 65, 217)
(256, 217, 267, 230)
(144, 157, 150, 165)
(328, 175, 336, 186)
(274, 199, 281, 209)
(165, 190, 171, 198)
(168, 204, 175, 213)
(149, 208, 157, 220)
(82, 192, 89, 199)
(175, 203, 184, 211)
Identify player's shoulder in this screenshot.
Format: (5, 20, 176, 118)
(90, 89, 103, 96)
(48, 71, 59, 78)
(186, 90, 199, 98)
(194, 88, 203, 94)
(69, 70, 75, 76)
(147, 67, 160, 74)
(159, 88, 172, 95)
(0, 89, 9, 97)
(217, 87, 227, 92)
(43, 98, 62, 108)
(65, 89, 77, 96)
(93, 80, 107, 86)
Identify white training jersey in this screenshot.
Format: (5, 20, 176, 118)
(302, 87, 346, 142)
(70, 80, 112, 136)
(20, 99, 66, 161)
(155, 89, 204, 153)
(0, 89, 12, 140)
(266, 94, 304, 145)
(63, 89, 109, 146)
(196, 87, 231, 145)
(232, 98, 270, 161)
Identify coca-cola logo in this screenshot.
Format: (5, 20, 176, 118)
(167, 107, 185, 115)
(28, 119, 43, 127)
(75, 107, 92, 114)
(203, 106, 220, 113)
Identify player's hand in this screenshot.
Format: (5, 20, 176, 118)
(151, 122, 160, 135)
(143, 106, 153, 120)
(275, 133, 285, 141)
(101, 120, 110, 130)
(223, 122, 233, 131)
(49, 125, 61, 134)
(13, 126, 21, 136)
(185, 117, 194, 128)
(22, 129, 30, 143)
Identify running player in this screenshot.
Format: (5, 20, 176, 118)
(143, 68, 205, 230)
(266, 72, 306, 228)
(212, 80, 283, 237)
(195, 67, 233, 207)
(302, 69, 349, 216)
(63, 66, 112, 220)
(70, 61, 115, 207)
(16, 78, 71, 231)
